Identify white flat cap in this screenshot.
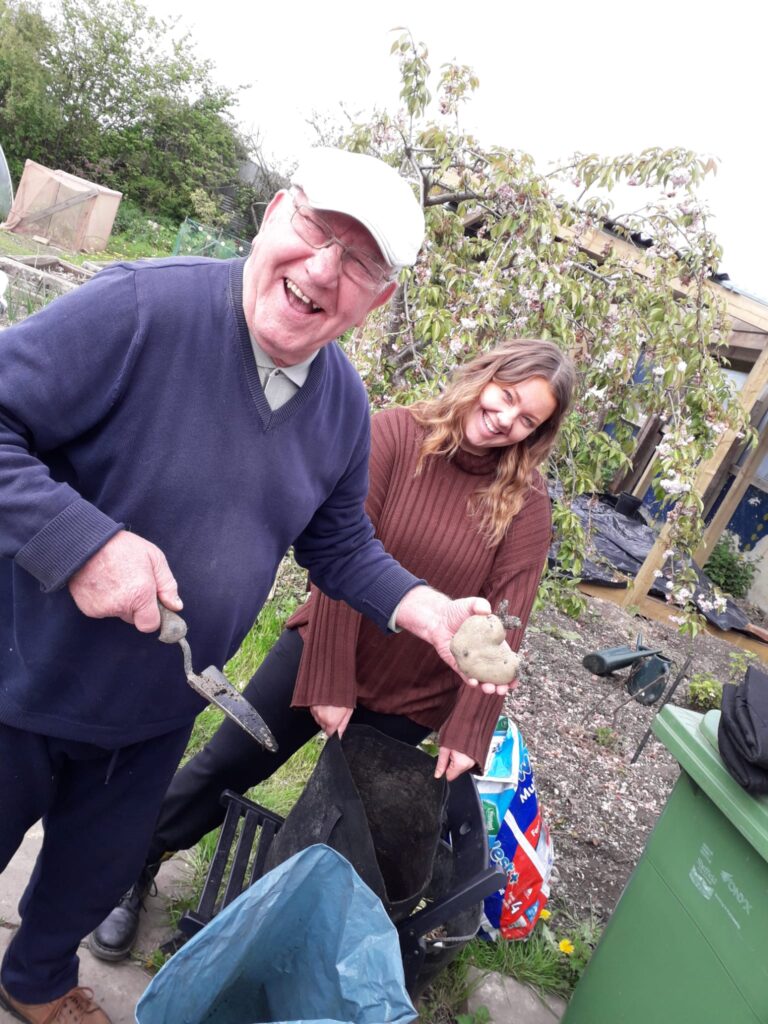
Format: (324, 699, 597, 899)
(291, 148, 425, 270)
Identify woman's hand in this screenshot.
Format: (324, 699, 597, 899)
(434, 746, 475, 781)
(311, 704, 354, 738)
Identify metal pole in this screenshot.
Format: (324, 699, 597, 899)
(630, 654, 693, 764)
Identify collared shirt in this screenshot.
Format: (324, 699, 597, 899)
(249, 334, 317, 409)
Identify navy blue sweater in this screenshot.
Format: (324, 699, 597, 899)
(0, 257, 419, 745)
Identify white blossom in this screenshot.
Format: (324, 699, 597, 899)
(601, 348, 621, 368)
(659, 474, 689, 496)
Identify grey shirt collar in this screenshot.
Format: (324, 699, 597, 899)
(249, 334, 317, 389)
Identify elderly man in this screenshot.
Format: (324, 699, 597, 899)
(0, 148, 496, 1024)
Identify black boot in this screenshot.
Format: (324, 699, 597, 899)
(88, 862, 161, 962)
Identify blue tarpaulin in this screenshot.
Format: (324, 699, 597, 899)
(135, 844, 417, 1024)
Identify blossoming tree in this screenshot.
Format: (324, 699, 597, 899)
(334, 33, 749, 632)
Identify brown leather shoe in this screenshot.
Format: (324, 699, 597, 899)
(0, 984, 112, 1024)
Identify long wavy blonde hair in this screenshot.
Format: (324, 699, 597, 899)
(410, 339, 575, 545)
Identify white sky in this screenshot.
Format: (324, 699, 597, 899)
(145, 0, 767, 298)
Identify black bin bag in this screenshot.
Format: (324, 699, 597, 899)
(263, 724, 448, 922)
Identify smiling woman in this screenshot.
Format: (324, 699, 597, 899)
(462, 376, 558, 454)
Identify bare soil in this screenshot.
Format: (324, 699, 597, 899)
(509, 593, 762, 924)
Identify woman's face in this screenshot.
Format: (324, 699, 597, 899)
(461, 375, 557, 454)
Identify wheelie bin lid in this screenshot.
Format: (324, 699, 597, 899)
(652, 705, 768, 862)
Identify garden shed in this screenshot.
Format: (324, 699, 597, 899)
(2, 160, 121, 252)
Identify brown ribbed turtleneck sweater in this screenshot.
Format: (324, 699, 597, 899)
(288, 405, 551, 768)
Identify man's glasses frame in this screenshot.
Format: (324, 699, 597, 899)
(289, 192, 395, 290)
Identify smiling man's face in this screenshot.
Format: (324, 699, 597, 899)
(242, 190, 396, 367)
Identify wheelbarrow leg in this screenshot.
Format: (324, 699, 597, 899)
(630, 654, 693, 764)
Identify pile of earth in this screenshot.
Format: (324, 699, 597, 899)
(509, 592, 757, 922)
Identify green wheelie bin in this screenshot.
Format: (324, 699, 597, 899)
(562, 705, 768, 1024)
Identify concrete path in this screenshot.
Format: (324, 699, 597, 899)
(1, 827, 567, 1023)
(467, 967, 567, 1023)
(0, 825, 192, 1023)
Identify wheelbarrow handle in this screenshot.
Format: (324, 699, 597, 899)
(157, 603, 188, 644)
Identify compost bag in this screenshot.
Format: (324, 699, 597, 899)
(263, 724, 447, 922)
(478, 716, 553, 940)
(135, 845, 417, 1024)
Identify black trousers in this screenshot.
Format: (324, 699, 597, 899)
(0, 721, 192, 1002)
(148, 628, 431, 863)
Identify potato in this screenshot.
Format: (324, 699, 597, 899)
(449, 614, 520, 685)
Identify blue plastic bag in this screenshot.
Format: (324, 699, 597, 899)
(135, 844, 417, 1024)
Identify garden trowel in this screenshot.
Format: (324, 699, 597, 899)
(157, 604, 278, 752)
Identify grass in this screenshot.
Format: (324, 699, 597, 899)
(416, 906, 601, 1022)
(464, 930, 571, 996)
(0, 198, 177, 271)
(418, 957, 484, 1023)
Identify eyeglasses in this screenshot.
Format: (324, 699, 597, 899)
(289, 196, 394, 289)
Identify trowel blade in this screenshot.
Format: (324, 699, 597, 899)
(187, 665, 278, 752)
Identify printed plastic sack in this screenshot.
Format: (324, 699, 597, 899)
(135, 844, 417, 1024)
(478, 716, 554, 940)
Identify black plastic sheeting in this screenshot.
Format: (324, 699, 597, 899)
(548, 491, 751, 635)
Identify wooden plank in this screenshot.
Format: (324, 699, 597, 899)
(619, 343, 768, 607)
(579, 583, 768, 664)
(610, 414, 663, 495)
(0, 256, 80, 294)
(631, 454, 659, 501)
(16, 190, 98, 226)
(558, 223, 768, 334)
(694, 427, 768, 564)
(700, 400, 768, 516)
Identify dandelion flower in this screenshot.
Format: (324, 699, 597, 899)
(539, 908, 551, 920)
(559, 939, 575, 955)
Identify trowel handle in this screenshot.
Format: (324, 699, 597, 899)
(157, 602, 188, 644)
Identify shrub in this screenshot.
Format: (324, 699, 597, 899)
(704, 532, 757, 598)
(687, 671, 723, 711)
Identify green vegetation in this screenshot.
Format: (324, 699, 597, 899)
(417, 905, 601, 1022)
(685, 648, 757, 713)
(704, 531, 758, 599)
(687, 671, 723, 712)
(594, 725, 619, 750)
(0, 0, 265, 222)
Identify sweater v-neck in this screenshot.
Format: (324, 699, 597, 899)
(228, 259, 328, 430)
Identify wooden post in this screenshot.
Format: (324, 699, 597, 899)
(693, 428, 768, 565)
(619, 343, 768, 607)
